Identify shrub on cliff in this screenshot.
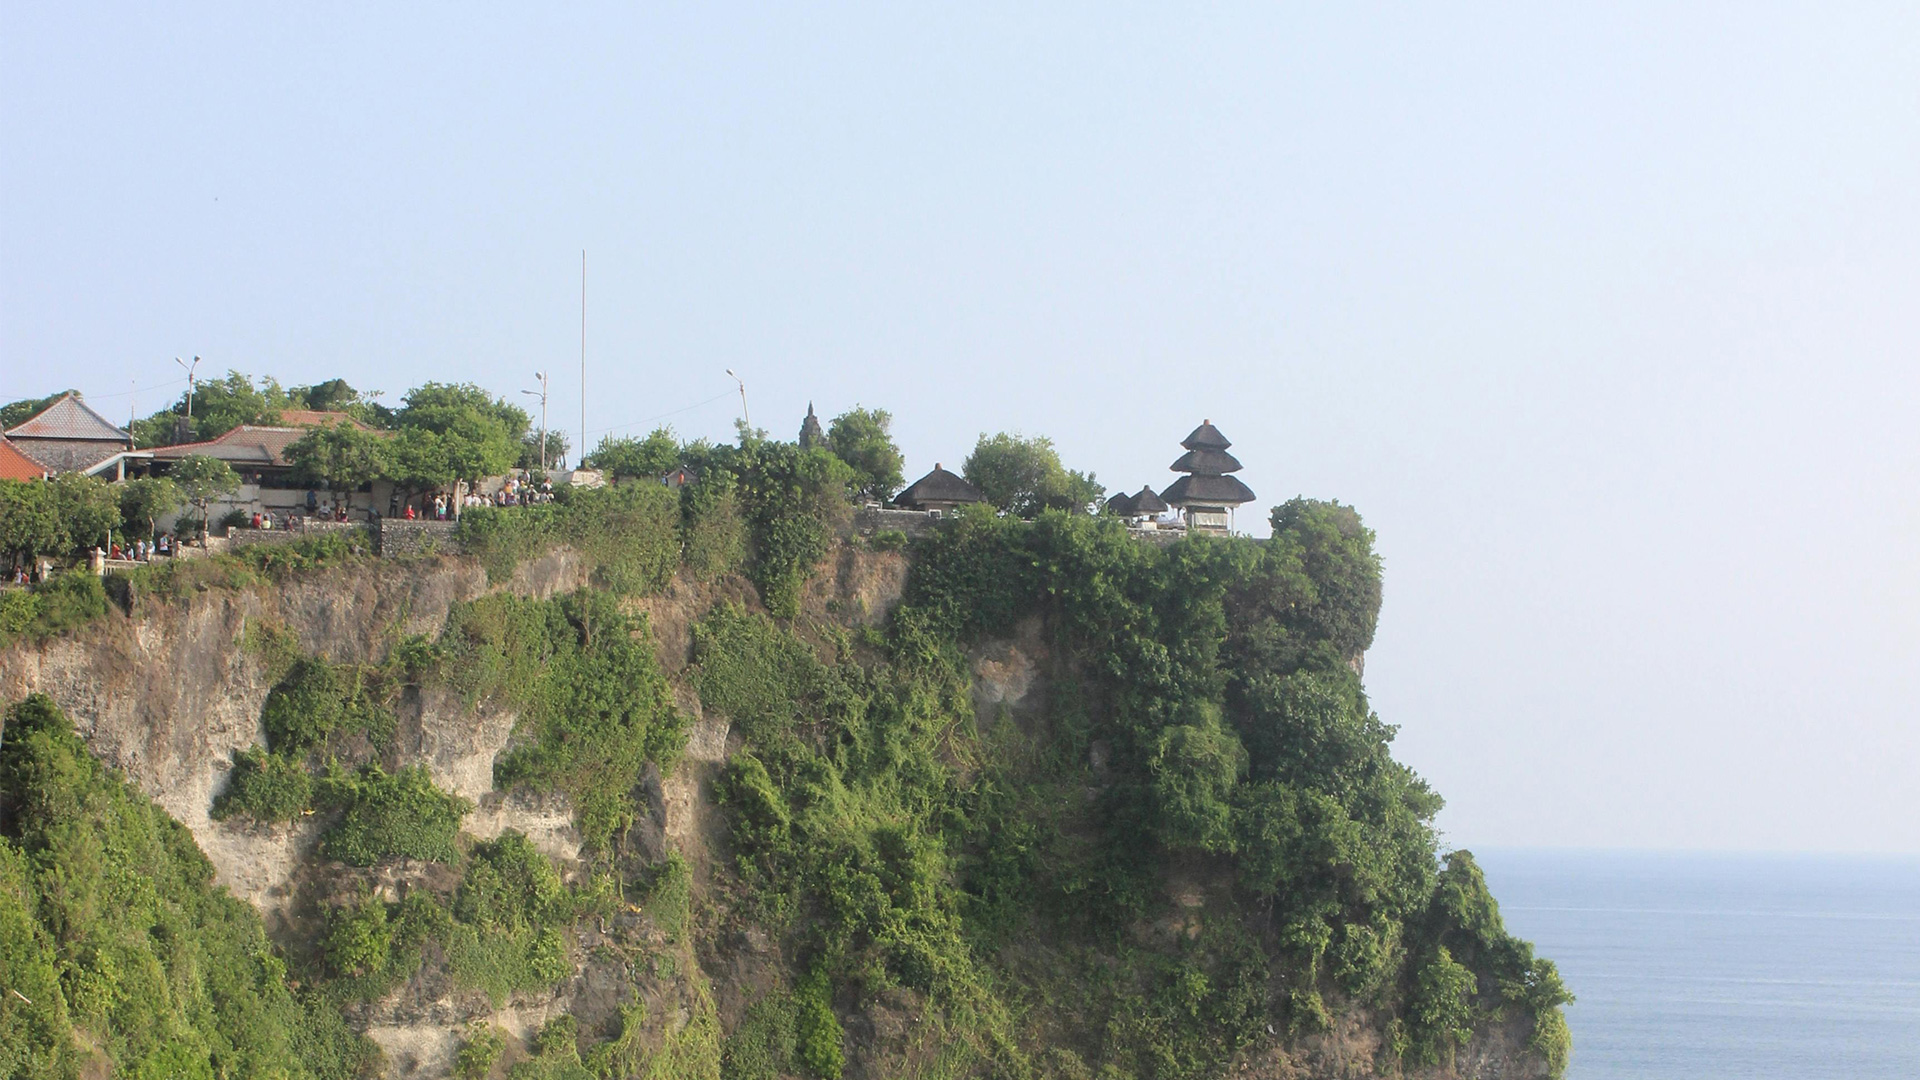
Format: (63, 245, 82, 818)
(212, 745, 313, 822)
(0, 694, 372, 1078)
(316, 762, 470, 865)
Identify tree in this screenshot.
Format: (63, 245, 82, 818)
(0, 480, 60, 567)
(585, 428, 680, 481)
(826, 407, 905, 503)
(0, 390, 76, 430)
(962, 432, 1103, 517)
(385, 427, 454, 511)
(170, 455, 241, 541)
(118, 477, 183, 540)
(517, 428, 570, 473)
(287, 377, 364, 414)
(48, 473, 121, 552)
(286, 423, 390, 508)
(395, 383, 526, 483)
(1267, 498, 1383, 659)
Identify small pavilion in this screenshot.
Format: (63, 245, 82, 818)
(894, 464, 984, 514)
(1106, 485, 1171, 526)
(1159, 420, 1255, 534)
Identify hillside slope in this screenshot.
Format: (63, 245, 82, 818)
(0, 499, 1568, 1080)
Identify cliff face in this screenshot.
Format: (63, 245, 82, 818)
(0, 540, 1557, 1080)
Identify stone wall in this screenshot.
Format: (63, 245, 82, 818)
(225, 519, 371, 551)
(852, 506, 941, 539)
(376, 519, 462, 558)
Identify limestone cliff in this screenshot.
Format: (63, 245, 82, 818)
(0, 538, 1560, 1080)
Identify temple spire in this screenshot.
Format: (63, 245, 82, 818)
(798, 402, 824, 449)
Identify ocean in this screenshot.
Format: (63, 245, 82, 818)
(1474, 849, 1920, 1079)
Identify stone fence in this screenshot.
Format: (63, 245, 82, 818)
(218, 517, 462, 558)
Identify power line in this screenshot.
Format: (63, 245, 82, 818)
(580, 389, 736, 442)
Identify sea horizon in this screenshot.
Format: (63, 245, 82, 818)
(1473, 847, 1920, 1080)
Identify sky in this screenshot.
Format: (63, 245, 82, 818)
(4, 4, 1917, 853)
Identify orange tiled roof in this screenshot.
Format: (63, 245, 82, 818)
(0, 437, 49, 481)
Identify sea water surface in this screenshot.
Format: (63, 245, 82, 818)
(1475, 850, 1920, 1079)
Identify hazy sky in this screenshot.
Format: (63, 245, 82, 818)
(5, 5, 1917, 853)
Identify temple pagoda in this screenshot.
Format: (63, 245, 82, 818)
(798, 403, 824, 449)
(1159, 420, 1254, 534)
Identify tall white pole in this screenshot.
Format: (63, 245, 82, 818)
(580, 251, 587, 466)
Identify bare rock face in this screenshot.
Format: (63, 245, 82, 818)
(968, 615, 1050, 722)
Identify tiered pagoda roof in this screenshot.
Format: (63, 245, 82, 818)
(1160, 420, 1254, 508)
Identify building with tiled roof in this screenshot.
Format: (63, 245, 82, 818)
(4, 393, 134, 475)
(0, 437, 50, 482)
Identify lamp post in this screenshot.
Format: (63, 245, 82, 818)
(522, 371, 550, 473)
(173, 356, 200, 425)
(726, 368, 750, 429)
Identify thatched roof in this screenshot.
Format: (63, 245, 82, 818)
(1180, 420, 1232, 451)
(1130, 485, 1170, 514)
(896, 464, 983, 508)
(1161, 473, 1255, 507)
(1105, 491, 1137, 515)
(1170, 447, 1242, 476)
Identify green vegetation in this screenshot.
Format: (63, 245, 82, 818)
(0, 473, 122, 566)
(702, 498, 1569, 1078)
(961, 432, 1103, 517)
(0, 695, 372, 1079)
(211, 746, 313, 822)
(169, 454, 241, 537)
(0, 573, 108, 650)
(0, 390, 1566, 1078)
(444, 833, 586, 1003)
(825, 406, 905, 503)
(439, 590, 684, 851)
(316, 763, 471, 865)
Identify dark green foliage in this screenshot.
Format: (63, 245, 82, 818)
(825, 407, 905, 503)
(693, 603, 841, 743)
(442, 591, 684, 852)
(721, 991, 798, 1080)
(681, 468, 748, 581)
(286, 421, 389, 503)
(1407, 945, 1476, 1066)
(260, 656, 395, 758)
(316, 763, 470, 865)
(961, 432, 1103, 517)
(323, 896, 394, 978)
(731, 438, 856, 617)
(211, 746, 313, 822)
(444, 833, 580, 1003)
(0, 573, 111, 648)
(453, 1026, 507, 1080)
(1260, 498, 1384, 659)
(0, 695, 371, 1078)
(585, 427, 681, 481)
(696, 502, 1563, 1076)
(395, 382, 529, 482)
(793, 966, 844, 1080)
(456, 480, 679, 595)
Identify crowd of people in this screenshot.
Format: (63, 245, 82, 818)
(99, 534, 175, 563)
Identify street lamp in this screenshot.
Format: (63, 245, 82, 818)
(726, 368, 750, 428)
(173, 356, 201, 424)
(521, 371, 550, 473)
